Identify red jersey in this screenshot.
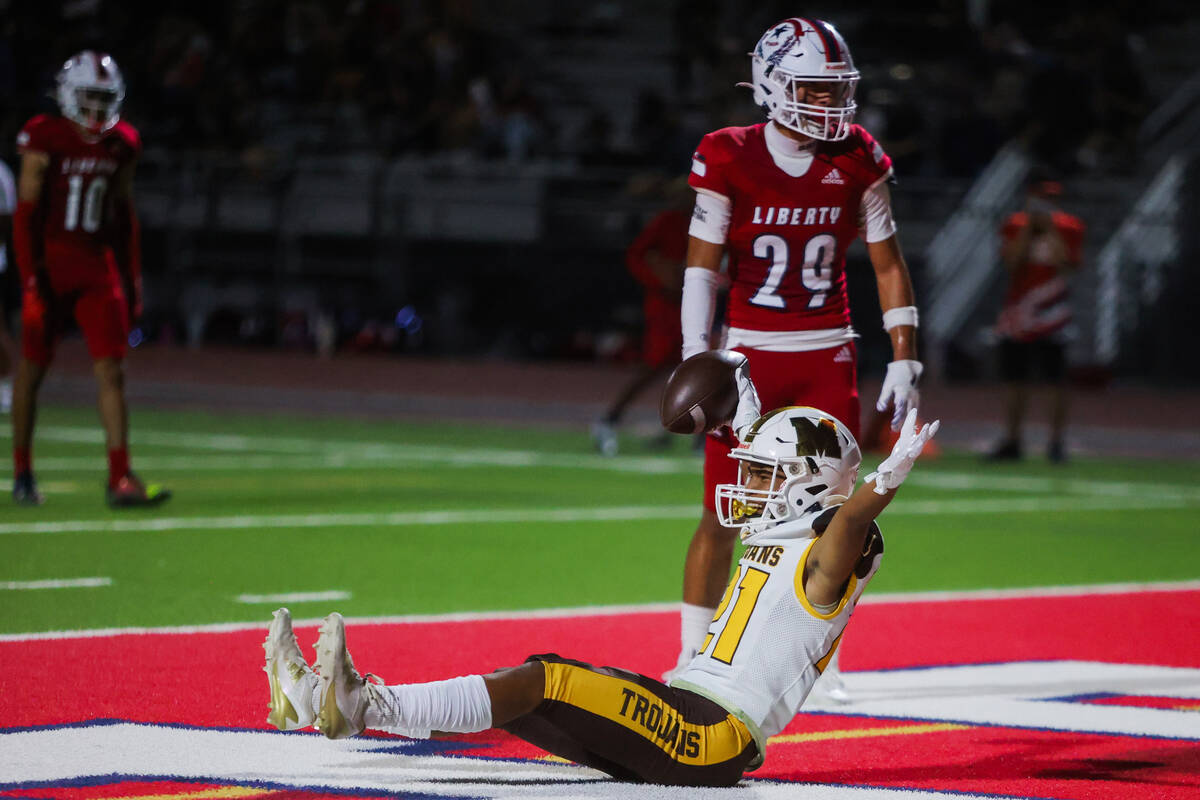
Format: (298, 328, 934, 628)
(626, 208, 688, 295)
(688, 123, 892, 332)
(16, 114, 141, 283)
(996, 210, 1085, 342)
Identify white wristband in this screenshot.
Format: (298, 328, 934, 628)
(681, 267, 721, 359)
(882, 305, 919, 331)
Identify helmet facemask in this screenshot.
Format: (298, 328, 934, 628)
(716, 407, 861, 541)
(72, 88, 123, 132)
(760, 66, 858, 141)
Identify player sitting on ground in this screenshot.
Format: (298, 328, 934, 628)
(262, 406, 938, 786)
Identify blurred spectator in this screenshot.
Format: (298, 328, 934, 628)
(592, 176, 690, 456)
(0, 157, 15, 413)
(985, 173, 1085, 464)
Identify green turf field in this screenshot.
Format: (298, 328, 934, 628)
(2, 405, 1198, 635)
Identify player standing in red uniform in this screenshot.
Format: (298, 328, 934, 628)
(593, 180, 688, 456)
(10, 51, 171, 508)
(666, 19, 923, 691)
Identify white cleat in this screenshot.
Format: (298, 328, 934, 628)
(264, 607, 319, 731)
(817, 670, 852, 704)
(314, 612, 382, 739)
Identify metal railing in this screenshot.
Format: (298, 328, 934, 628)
(921, 143, 1031, 374)
(1093, 156, 1185, 365)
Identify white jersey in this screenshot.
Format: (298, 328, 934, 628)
(672, 508, 882, 764)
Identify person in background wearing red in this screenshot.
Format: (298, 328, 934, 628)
(986, 175, 1085, 464)
(593, 178, 690, 457)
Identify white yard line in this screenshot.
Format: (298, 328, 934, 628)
(3, 579, 1199, 642)
(235, 590, 351, 604)
(0, 577, 112, 591)
(0, 492, 1193, 538)
(12, 424, 1200, 501)
(0, 479, 83, 493)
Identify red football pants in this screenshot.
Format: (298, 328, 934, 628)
(21, 281, 130, 365)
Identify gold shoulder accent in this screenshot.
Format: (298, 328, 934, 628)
(793, 539, 857, 620)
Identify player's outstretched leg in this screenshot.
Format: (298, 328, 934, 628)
(313, 612, 509, 740)
(263, 607, 319, 731)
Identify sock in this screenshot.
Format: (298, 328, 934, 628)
(14, 447, 31, 476)
(364, 674, 492, 738)
(665, 603, 716, 680)
(108, 447, 130, 487)
(680, 602, 716, 657)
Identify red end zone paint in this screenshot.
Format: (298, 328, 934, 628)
(0, 781, 378, 800)
(3, 591, 1200, 800)
(840, 588, 1200, 671)
(3, 590, 1199, 730)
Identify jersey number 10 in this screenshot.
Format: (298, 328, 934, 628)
(64, 175, 109, 233)
(749, 233, 836, 311)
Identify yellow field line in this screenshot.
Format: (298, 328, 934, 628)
(770, 721, 970, 744)
(104, 788, 276, 800)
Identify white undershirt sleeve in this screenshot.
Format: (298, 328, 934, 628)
(681, 267, 722, 359)
(688, 189, 732, 245)
(858, 177, 898, 243)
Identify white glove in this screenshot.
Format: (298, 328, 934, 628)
(730, 361, 761, 441)
(876, 359, 923, 431)
(865, 408, 940, 495)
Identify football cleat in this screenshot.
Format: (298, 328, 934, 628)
(983, 439, 1022, 462)
(314, 612, 383, 739)
(816, 669, 852, 704)
(12, 471, 44, 506)
(591, 420, 618, 457)
(264, 608, 319, 731)
(106, 473, 172, 508)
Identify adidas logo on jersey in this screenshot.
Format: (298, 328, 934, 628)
(833, 345, 853, 363)
(822, 168, 845, 185)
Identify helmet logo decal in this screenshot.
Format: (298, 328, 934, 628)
(788, 417, 842, 458)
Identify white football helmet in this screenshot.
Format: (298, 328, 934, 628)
(742, 18, 858, 141)
(57, 51, 125, 134)
(716, 406, 861, 541)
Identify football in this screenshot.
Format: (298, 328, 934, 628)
(660, 350, 746, 434)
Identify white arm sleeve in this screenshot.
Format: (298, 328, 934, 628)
(688, 190, 732, 245)
(681, 267, 722, 359)
(858, 177, 898, 243)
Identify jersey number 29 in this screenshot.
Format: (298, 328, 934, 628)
(749, 233, 836, 311)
